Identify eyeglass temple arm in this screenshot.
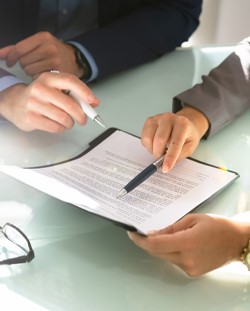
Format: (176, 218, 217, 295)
(0, 250, 35, 265)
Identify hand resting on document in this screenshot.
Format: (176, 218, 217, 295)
(140, 106, 209, 173)
(128, 106, 250, 277)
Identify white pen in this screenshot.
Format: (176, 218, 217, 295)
(63, 89, 107, 129)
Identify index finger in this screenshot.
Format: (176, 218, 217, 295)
(6, 33, 44, 67)
(39, 71, 99, 107)
(0, 45, 13, 59)
(141, 113, 172, 158)
(162, 117, 191, 172)
(128, 231, 186, 255)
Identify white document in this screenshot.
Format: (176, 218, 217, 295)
(0, 129, 239, 235)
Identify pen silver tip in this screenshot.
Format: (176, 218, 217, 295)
(116, 188, 127, 199)
(94, 116, 107, 129)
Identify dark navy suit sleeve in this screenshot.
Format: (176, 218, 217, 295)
(0, 1, 39, 47)
(71, 0, 202, 80)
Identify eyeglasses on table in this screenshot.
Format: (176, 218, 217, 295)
(0, 223, 35, 265)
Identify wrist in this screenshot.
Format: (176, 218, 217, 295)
(176, 106, 209, 139)
(67, 43, 92, 81)
(238, 223, 250, 263)
(229, 220, 250, 262)
(0, 84, 26, 118)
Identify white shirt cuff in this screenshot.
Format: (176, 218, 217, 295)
(0, 76, 24, 92)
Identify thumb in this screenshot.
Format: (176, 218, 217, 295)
(158, 214, 198, 235)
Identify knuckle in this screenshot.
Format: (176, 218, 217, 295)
(154, 135, 167, 147)
(160, 112, 174, 121)
(39, 31, 54, 40)
(28, 80, 44, 95)
(58, 111, 70, 124)
(25, 99, 35, 111)
(21, 113, 35, 132)
(141, 135, 151, 147)
(57, 111, 74, 129)
(144, 115, 159, 127)
(176, 115, 190, 128)
(59, 74, 76, 85)
(14, 43, 23, 55)
(65, 99, 75, 113)
(51, 124, 66, 133)
(169, 140, 181, 150)
(180, 256, 199, 277)
(145, 116, 155, 125)
(37, 71, 49, 80)
(45, 45, 57, 55)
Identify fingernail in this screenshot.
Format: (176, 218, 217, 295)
(127, 231, 133, 240)
(147, 230, 159, 236)
(87, 94, 95, 103)
(162, 165, 169, 173)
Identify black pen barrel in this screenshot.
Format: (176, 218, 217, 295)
(125, 164, 157, 192)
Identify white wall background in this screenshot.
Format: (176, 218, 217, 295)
(188, 0, 250, 46)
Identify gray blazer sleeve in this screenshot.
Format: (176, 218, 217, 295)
(173, 36, 250, 138)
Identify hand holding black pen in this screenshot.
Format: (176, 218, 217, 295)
(116, 154, 165, 198)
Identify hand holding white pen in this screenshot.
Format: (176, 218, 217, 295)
(0, 70, 104, 133)
(63, 89, 107, 129)
(49, 70, 106, 129)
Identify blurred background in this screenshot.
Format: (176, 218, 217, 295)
(186, 0, 250, 46)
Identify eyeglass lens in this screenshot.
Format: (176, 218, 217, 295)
(3, 224, 30, 253)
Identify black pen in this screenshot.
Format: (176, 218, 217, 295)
(116, 154, 165, 198)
